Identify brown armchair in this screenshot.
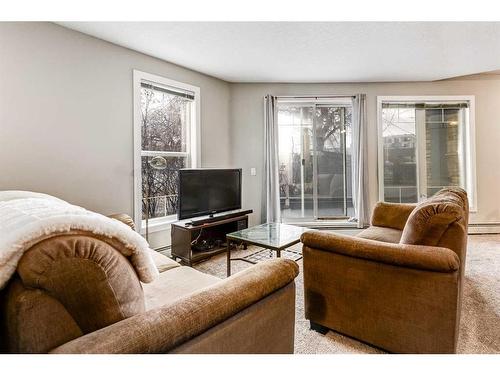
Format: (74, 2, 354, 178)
(301, 188, 469, 353)
(0, 214, 299, 354)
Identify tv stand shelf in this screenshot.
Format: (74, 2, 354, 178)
(171, 212, 251, 266)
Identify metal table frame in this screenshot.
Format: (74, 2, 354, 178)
(225, 235, 302, 277)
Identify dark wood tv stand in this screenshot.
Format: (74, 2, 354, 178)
(171, 212, 251, 266)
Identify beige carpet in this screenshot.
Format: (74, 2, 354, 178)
(193, 234, 500, 354)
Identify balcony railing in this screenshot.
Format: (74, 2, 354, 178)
(384, 185, 460, 203)
(142, 194, 178, 219)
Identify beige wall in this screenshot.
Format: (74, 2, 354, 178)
(0, 22, 231, 248)
(229, 79, 500, 226)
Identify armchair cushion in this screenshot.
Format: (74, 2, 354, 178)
(370, 202, 416, 230)
(357, 225, 402, 243)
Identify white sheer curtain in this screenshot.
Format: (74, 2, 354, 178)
(351, 94, 370, 228)
(262, 95, 281, 223)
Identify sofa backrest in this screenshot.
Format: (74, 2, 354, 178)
(400, 188, 469, 263)
(0, 234, 146, 353)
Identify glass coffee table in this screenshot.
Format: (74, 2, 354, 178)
(226, 223, 307, 276)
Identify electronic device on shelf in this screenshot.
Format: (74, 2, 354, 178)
(192, 239, 213, 252)
(191, 238, 226, 252)
(171, 213, 250, 266)
(189, 209, 253, 226)
(178, 168, 242, 220)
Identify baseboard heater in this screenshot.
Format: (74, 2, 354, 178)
(154, 245, 171, 253)
(290, 222, 500, 235)
(468, 223, 500, 234)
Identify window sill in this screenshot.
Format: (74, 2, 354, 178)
(281, 220, 359, 229)
(140, 216, 177, 235)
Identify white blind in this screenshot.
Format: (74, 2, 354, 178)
(141, 82, 195, 100)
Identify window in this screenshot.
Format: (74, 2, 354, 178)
(277, 98, 353, 222)
(377, 96, 476, 209)
(133, 71, 200, 232)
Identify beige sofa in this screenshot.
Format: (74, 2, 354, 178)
(0, 214, 298, 354)
(301, 188, 469, 353)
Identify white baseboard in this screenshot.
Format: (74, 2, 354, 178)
(318, 223, 500, 235)
(468, 223, 500, 234)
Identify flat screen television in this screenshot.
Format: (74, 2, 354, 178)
(178, 168, 242, 220)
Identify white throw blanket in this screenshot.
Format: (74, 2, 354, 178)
(0, 191, 159, 289)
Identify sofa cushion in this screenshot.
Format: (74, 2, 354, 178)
(143, 266, 220, 310)
(357, 226, 403, 244)
(400, 188, 467, 247)
(148, 249, 181, 273)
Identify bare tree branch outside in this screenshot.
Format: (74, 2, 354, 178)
(140, 86, 191, 219)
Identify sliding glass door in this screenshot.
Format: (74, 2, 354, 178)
(379, 98, 473, 205)
(277, 99, 353, 222)
(278, 105, 314, 219)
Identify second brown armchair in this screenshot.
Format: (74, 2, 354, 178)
(301, 188, 469, 354)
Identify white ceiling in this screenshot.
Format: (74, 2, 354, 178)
(58, 22, 500, 83)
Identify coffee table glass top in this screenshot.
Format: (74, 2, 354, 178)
(227, 223, 307, 250)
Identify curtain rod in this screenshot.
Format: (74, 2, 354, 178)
(276, 95, 356, 99)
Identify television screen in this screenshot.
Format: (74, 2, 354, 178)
(178, 168, 242, 220)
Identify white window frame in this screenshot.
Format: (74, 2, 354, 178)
(133, 70, 201, 233)
(377, 95, 477, 212)
(276, 96, 354, 223)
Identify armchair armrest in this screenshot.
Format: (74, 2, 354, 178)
(50, 259, 299, 354)
(301, 231, 459, 273)
(370, 202, 416, 230)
